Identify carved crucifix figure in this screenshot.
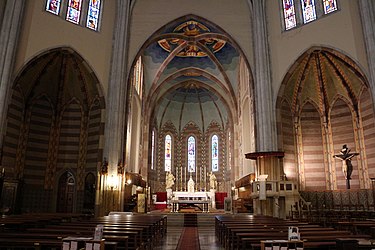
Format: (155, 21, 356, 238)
(333, 144, 359, 189)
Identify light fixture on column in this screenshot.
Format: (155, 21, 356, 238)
(108, 174, 119, 190)
(107, 174, 119, 212)
(101, 157, 108, 176)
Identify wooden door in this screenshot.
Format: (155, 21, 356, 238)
(57, 171, 75, 212)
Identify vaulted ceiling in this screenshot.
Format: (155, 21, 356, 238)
(15, 47, 101, 111)
(279, 47, 368, 117)
(141, 16, 241, 133)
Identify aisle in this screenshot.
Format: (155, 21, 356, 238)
(176, 227, 200, 250)
(153, 212, 224, 250)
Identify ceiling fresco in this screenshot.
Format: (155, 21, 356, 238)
(142, 17, 241, 133)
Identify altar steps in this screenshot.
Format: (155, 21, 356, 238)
(164, 212, 217, 228)
(184, 213, 198, 227)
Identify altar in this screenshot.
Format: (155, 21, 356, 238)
(170, 191, 212, 212)
(170, 200, 209, 213)
(172, 191, 209, 200)
(165, 175, 216, 212)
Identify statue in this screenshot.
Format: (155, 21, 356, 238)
(333, 144, 359, 189)
(209, 172, 217, 190)
(165, 172, 175, 189)
(188, 176, 195, 193)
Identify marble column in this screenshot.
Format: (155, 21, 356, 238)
(359, 0, 375, 110)
(96, 0, 131, 215)
(248, 0, 277, 151)
(0, 0, 25, 147)
(103, 0, 131, 172)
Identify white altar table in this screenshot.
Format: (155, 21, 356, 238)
(170, 200, 209, 213)
(173, 191, 208, 200)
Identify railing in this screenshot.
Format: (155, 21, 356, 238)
(250, 180, 298, 198)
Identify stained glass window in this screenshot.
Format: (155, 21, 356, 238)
(323, 0, 337, 14)
(228, 131, 231, 170)
(187, 136, 196, 173)
(282, 0, 297, 30)
(151, 130, 155, 170)
(45, 0, 61, 15)
(212, 135, 219, 172)
(86, 0, 101, 30)
(66, 0, 82, 24)
(301, 0, 317, 24)
(133, 57, 143, 98)
(165, 135, 172, 172)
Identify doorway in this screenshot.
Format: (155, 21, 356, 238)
(56, 171, 75, 212)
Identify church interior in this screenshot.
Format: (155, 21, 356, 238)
(1, 0, 375, 249)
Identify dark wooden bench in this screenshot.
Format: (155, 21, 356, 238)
(0, 213, 166, 250)
(215, 214, 373, 250)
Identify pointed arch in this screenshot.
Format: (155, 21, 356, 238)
(279, 99, 298, 182)
(300, 102, 326, 190)
(359, 89, 375, 179)
(330, 97, 359, 189)
(6, 47, 105, 213)
(57, 99, 83, 173)
(277, 46, 372, 191)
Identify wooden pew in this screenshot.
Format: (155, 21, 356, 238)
(0, 213, 166, 250)
(215, 214, 372, 250)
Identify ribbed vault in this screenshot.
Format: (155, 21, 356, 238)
(277, 47, 375, 191)
(141, 15, 242, 133)
(281, 47, 367, 118)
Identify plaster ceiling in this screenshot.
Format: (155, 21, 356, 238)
(280, 47, 367, 116)
(141, 16, 241, 133)
(15, 47, 100, 111)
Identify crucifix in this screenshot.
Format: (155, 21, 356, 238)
(333, 144, 359, 189)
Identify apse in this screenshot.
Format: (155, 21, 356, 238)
(132, 15, 254, 193)
(277, 47, 375, 191)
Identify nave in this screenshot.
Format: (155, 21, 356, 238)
(154, 213, 223, 250)
(1, 211, 375, 249)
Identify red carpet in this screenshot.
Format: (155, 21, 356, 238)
(175, 227, 200, 250)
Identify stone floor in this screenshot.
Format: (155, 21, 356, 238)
(154, 225, 224, 250)
(153, 213, 224, 250)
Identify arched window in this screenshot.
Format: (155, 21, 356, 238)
(211, 135, 219, 172)
(151, 129, 155, 170)
(228, 131, 232, 170)
(45, 0, 103, 31)
(281, 0, 338, 31)
(187, 136, 196, 173)
(86, 0, 102, 30)
(46, 0, 62, 15)
(133, 56, 144, 99)
(301, 0, 316, 24)
(66, 0, 83, 24)
(323, 0, 337, 14)
(165, 135, 172, 172)
(282, 0, 297, 30)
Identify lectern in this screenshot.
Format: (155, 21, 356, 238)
(245, 151, 298, 218)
